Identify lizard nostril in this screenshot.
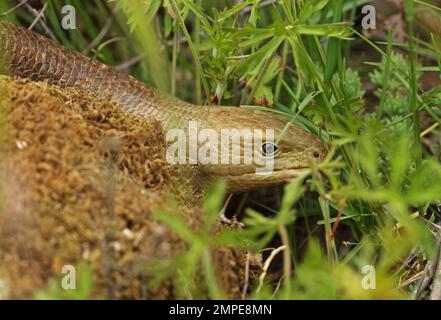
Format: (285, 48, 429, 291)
(313, 151, 320, 159)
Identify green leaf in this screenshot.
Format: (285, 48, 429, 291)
(293, 23, 352, 38)
(203, 180, 228, 230)
(278, 175, 306, 224)
(405, 159, 441, 204)
(324, 0, 344, 82)
(288, 35, 319, 85)
(387, 135, 412, 192)
(299, 0, 331, 22)
(236, 36, 284, 76)
(216, 0, 255, 22)
(152, 207, 198, 243)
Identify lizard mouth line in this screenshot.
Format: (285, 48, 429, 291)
(221, 168, 311, 192)
(223, 167, 311, 180)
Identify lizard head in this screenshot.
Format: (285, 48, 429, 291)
(172, 106, 327, 193)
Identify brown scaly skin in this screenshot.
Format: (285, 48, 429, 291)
(0, 19, 326, 192)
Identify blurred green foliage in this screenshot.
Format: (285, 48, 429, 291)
(35, 263, 95, 300)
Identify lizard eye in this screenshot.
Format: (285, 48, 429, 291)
(262, 142, 278, 157)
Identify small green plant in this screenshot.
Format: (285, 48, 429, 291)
(150, 180, 244, 299)
(34, 263, 96, 300)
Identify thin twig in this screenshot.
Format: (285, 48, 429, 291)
(28, 1, 48, 30)
(256, 245, 286, 293)
(218, 194, 234, 224)
(24, 3, 58, 42)
(241, 251, 251, 300)
(278, 224, 292, 290)
(0, 0, 29, 16)
(396, 270, 425, 289)
(393, 248, 418, 277)
(83, 15, 115, 54)
(116, 53, 146, 72)
(413, 259, 434, 299)
(330, 208, 344, 242)
(270, 276, 284, 299)
(166, 35, 194, 47)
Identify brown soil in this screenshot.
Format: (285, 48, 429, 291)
(0, 77, 252, 299)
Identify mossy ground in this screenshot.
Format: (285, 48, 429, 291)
(0, 77, 250, 299)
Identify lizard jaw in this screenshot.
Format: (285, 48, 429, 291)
(225, 168, 311, 193)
